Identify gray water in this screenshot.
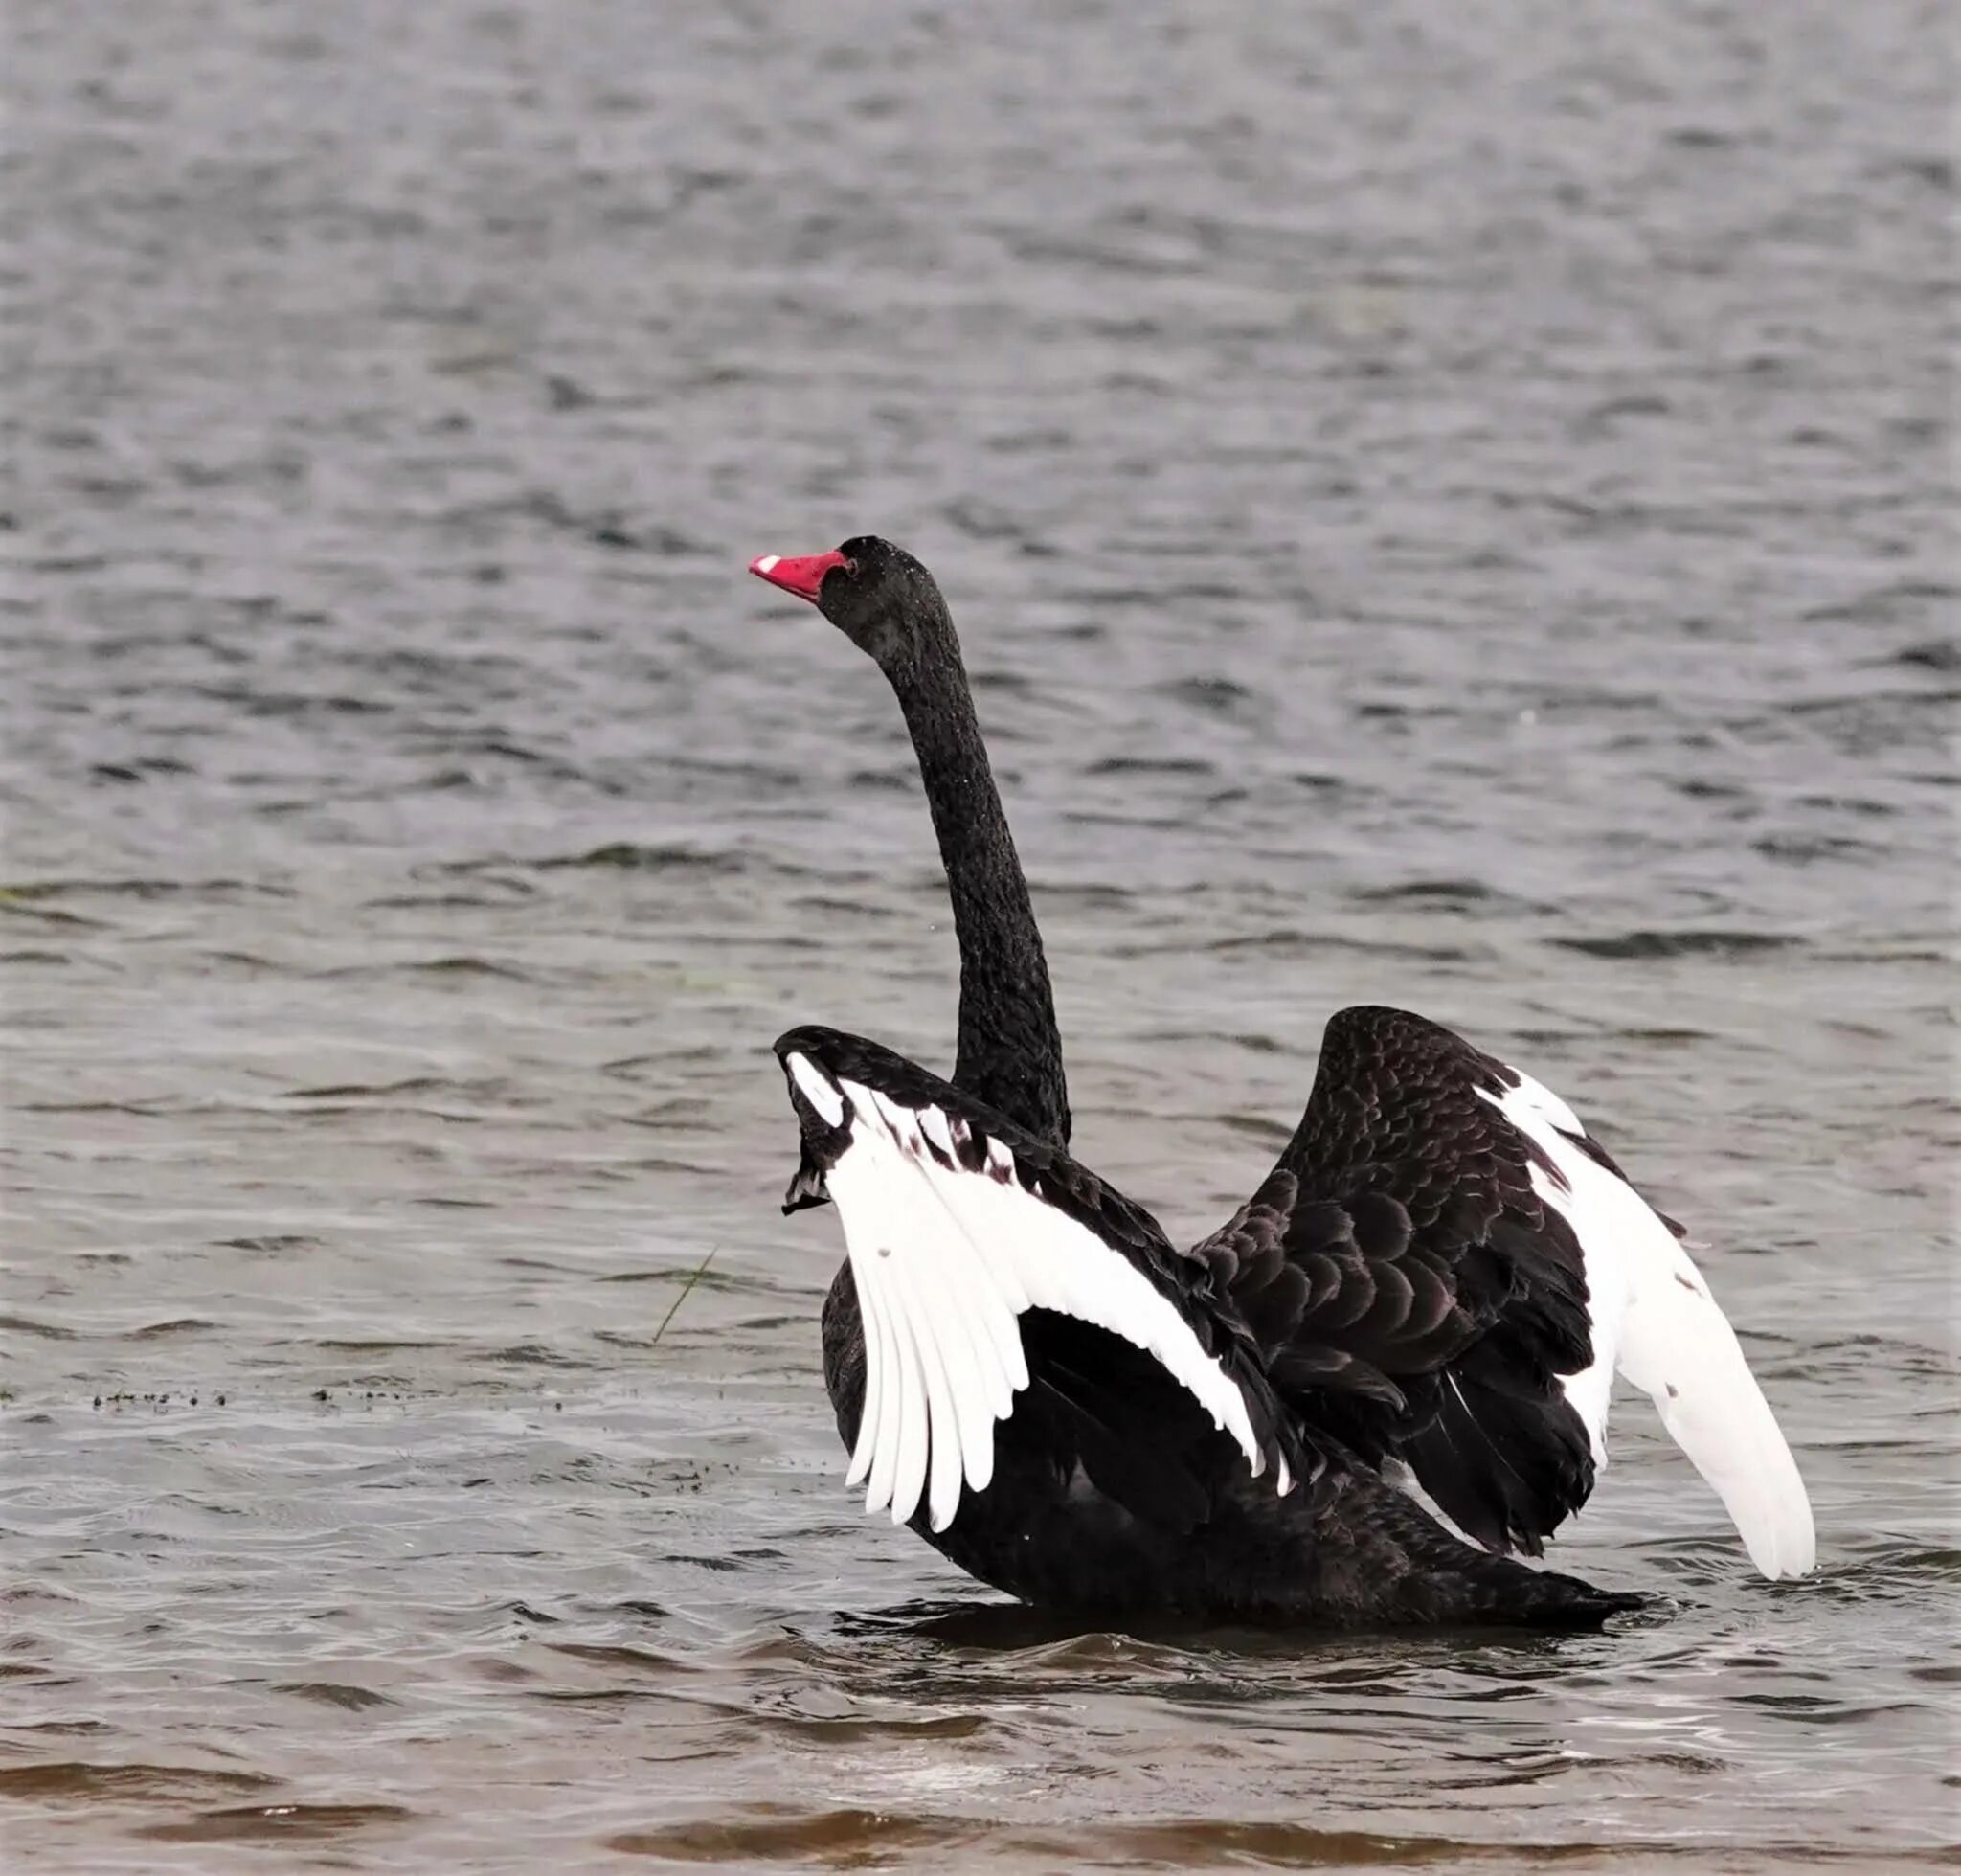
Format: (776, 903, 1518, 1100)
(3, 1, 1956, 1868)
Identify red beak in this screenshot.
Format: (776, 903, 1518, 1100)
(750, 550, 849, 605)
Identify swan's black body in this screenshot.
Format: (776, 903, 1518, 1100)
(757, 536, 1642, 1628)
(800, 1022, 1634, 1628)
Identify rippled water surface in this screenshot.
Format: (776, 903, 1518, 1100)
(4, 1, 1956, 1868)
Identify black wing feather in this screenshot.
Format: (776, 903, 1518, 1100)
(1192, 1006, 1609, 1557)
(1020, 1313, 1218, 1531)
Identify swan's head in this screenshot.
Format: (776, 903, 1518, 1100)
(749, 535, 951, 671)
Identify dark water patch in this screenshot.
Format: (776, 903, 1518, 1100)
(611, 1154, 721, 1178)
(604, 1805, 966, 1863)
(0, 1314, 78, 1340)
(598, 1808, 1870, 1868)
(281, 1101, 486, 1127)
(527, 1685, 676, 1706)
(1195, 928, 1472, 963)
(0, 898, 112, 930)
(596, 1263, 753, 1292)
(1211, 1111, 1296, 1144)
(1813, 945, 1950, 965)
(1352, 878, 1540, 913)
(356, 897, 533, 917)
(1352, 877, 1491, 903)
(1892, 638, 1959, 673)
(846, 766, 917, 793)
(969, 666, 1040, 697)
(273, 1681, 396, 1710)
(361, 890, 540, 911)
(282, 1075, 511, 1101)
(783, 893, 897, 924)
(594, 1325, 718, 1350)
(769, 1711, 994, 1744)
(1845, 1546, 1961, 1582)
(0, 875, 287, 903)
(1026, 879, 1144, 911)
(139, 1802, 416, 1843)
(648, 755, 811, 793)
(466, 489, 699, 559)
(1061, 807, 1189, 833)
(939, 499, 1043, 544)
(664, 1549, 786, 1573)
(0, 1761, 279, 1803)
(1751, 834, 1879, 864)
(1156, 675, 1257, 719)
(16, 1098, 182, 1116)
(322, 955, 532, 982)
(1074, 1819, 1879, 1868)
(1577, 392, 1672, 431)
(305, 1338, 447, 1353)
(481, 1344, 593, 1368)
(725, 1311, 814, 1335)
(2, 1583, 82, 1607)
(1352, 699, 1459, 723)
(534, 842, 746, 874)
(404, 861, 542, 896)
(548, 1641, 696, 1674)
(406, 735, 557, 768)
(1085, 756, 1217, 777)
(189, 685, 393, 720)
(600, 1055, 686, 1081)
(1785, 688, 1960, 719)
(1800, 579, 1958, 624)
(1548, 931, 1801, 961)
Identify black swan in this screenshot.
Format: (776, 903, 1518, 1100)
(750, 536, 1814, 1627)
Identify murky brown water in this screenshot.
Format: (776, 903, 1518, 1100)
(4, 0, 1956, 1868)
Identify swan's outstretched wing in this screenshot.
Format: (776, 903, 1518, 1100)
(775, 1026, 1297, 1533)
(1194, 1006, 1814, 1579)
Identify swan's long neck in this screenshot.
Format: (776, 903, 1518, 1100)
(890, 640, 1071, 1148)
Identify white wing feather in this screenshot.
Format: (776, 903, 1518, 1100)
(795, 1056, 1275, 1533)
